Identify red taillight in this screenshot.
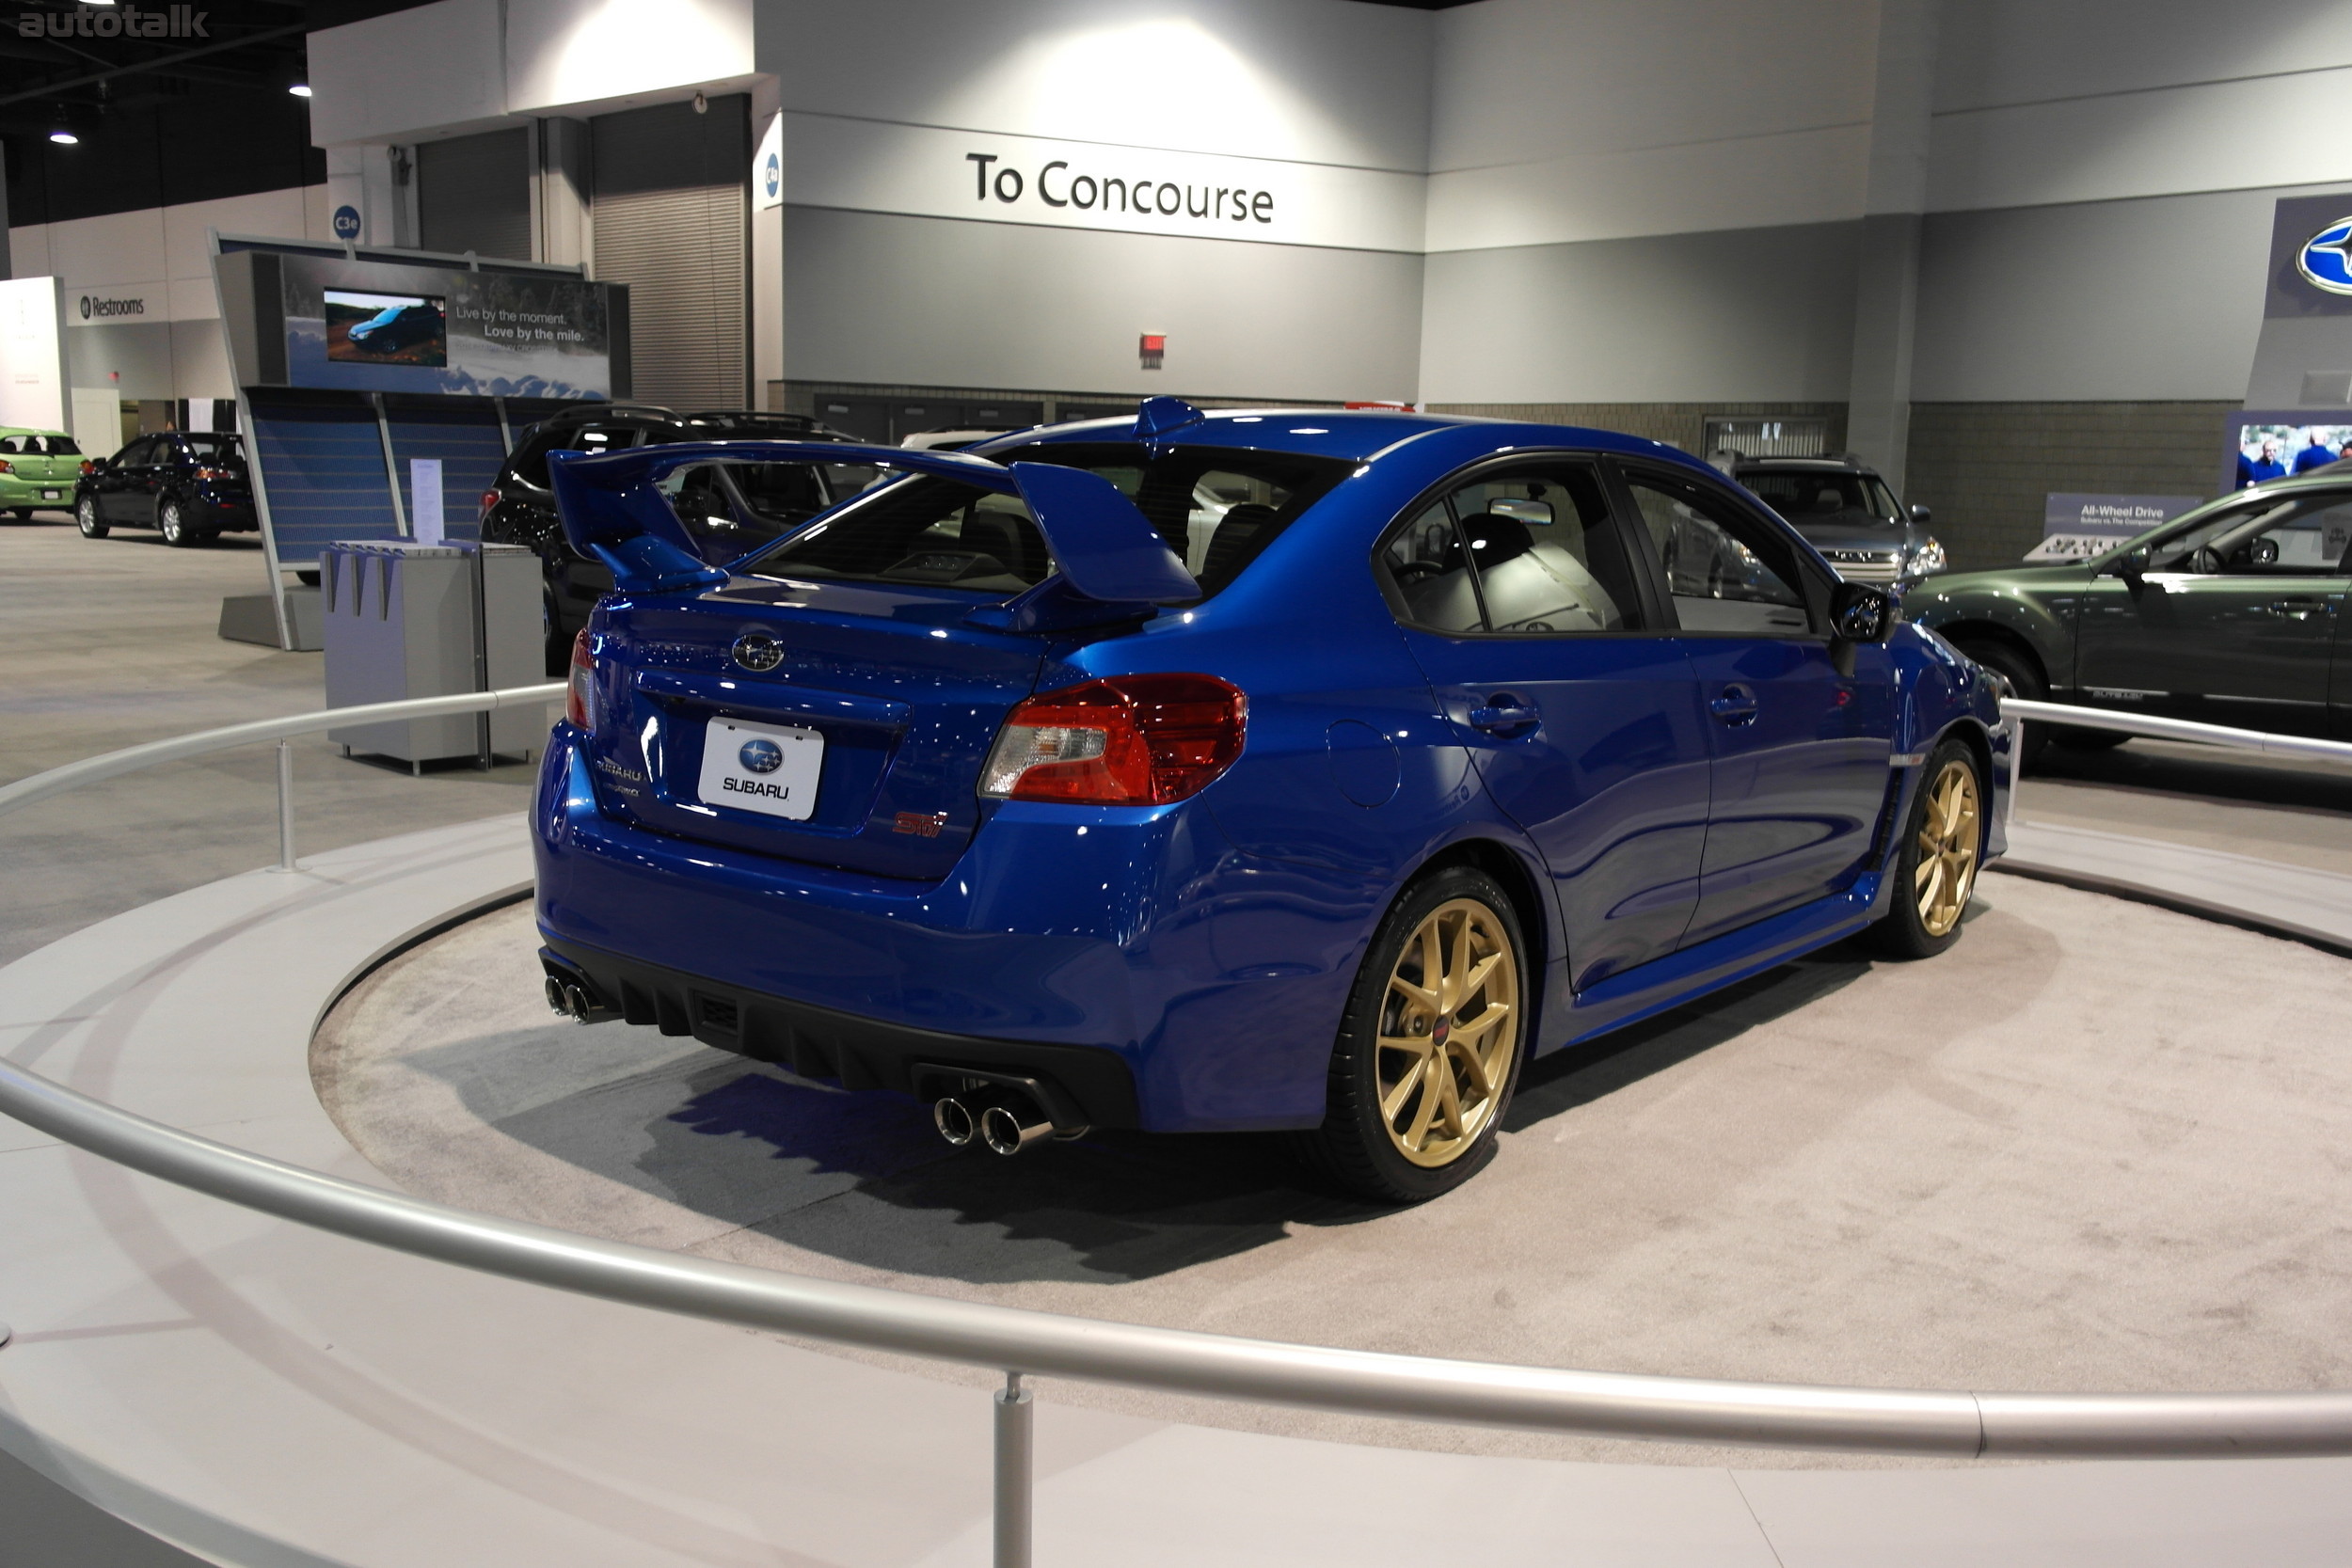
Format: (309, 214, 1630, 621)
(980, 674, 1245, 805)
(480, 487, 501, 520)
(0, 460, 11, 475)
(565, 629, 595, 731)
(194, 466, 227, 481)
(79, 460, 95, 476)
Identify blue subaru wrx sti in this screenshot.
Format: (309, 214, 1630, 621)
(532, 399, 2008, 1201)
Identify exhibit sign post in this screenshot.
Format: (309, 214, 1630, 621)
(0, 277, 69, 433)
(410, 458, 445, 546)
(2026, 494, 2199, 562)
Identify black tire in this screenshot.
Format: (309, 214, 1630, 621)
(75, 496, 108, 539)
(158, 496, 198, 546)
(1863, 737, 1984, 961)
(1947, 635, 2046, 770)
(542, 587, 568, 677)
(1296, 866, 1528, 1204)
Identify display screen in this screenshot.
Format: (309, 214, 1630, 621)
(280, 257, 612, 399)
(2231, 416, 2352, 488)
(325, 289, 448, 367)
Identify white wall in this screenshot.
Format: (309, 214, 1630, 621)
(8, 186, 332, 399)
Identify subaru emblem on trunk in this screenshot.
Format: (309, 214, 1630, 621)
(731, 633, 784, 673)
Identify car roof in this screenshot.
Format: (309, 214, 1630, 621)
(992, 407, 1715, 471)
(1734, 456, 1873, 473)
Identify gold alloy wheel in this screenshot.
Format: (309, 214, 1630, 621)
(1376, 898, 1518, 1168)
(1915, 758, 1981, 937)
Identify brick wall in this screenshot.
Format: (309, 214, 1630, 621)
(1904, 401, 2237, 571)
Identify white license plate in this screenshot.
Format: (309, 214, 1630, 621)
(697, 718, 821, 821)
(40, 490, 60, 500)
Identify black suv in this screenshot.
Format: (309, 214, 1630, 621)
(1728, 453, 1946, 588)
(480, 405, 871, 671)
(74, 431, 256, 546)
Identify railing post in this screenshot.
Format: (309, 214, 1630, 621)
(994, 1370, 1032, 1568)
(274, 738, 297, 873)
(2006, 717, 2024, 834)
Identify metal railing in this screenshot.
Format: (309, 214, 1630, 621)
(2000, 698, 2352, 831)
(7, 687, 2352, 1568)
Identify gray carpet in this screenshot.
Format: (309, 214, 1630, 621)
(314, 878, 2352, 1465)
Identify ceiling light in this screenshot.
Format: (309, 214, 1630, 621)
(289, 84, 312, 98)
(49, 131, 77, 145)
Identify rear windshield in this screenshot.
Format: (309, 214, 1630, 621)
(0, 434, 78, 454)
(740, 441, 1351, 600)
(181, 433, 241, 460)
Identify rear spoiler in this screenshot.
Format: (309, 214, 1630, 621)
(547, 439, 1199, 626)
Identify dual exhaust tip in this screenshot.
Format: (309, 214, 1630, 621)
(541, 971, 613, 1025)
(933, 1089, 1078, 1158)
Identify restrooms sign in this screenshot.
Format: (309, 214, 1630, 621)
(778, 112, 1422, 254)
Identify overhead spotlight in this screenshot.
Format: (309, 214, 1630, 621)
(288, 84, 312, 98)
(49, 131, 78, 145)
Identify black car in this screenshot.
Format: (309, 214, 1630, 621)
(479, 405, 871, 671)
(75, 432, 256, 546)
(1730, 453, 1946, 588)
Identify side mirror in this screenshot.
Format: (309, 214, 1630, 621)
(2107, 546, 2147, 583)
(1909, 503, 1931, 524)
(1830, 579, 1895, 643)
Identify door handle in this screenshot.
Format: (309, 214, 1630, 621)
(1709, 683, 1760, 726)
(2272, 596, 2328, 621)
(1468, 696, 1541, 737)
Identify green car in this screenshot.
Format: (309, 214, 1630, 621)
(1907, 471, 2352, 760)
(0, 427, 87, 518)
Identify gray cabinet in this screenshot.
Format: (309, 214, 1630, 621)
(323, 541, 543, 767)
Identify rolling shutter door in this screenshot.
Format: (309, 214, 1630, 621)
(417, 129, 532, 261)
(591, 97, 749, 410)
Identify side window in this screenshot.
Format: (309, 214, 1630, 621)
(1622, 470, 1813, 637)
(1381, 464, 1641, 635)
(114, 438, 155, 467)
(2150, 492, 2352, 575)
(1382, 499, 1485, 633)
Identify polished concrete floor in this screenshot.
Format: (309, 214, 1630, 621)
(317, 878, 2352, 1468)
(0, 515, 542, 968)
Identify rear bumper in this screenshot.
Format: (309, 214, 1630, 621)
(540, 935, 1142, 1129)
(191, 494, 257, 531)
(532, 724, 1370, 1132)
(0, 475, 74, 504)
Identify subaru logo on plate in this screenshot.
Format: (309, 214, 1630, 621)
(739, 738, 784, 774)
(2299, 217, 2352, 295)
(731, 633, 784, 672)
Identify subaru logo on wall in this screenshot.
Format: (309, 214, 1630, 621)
(730, 632, 784, 672)
(763, 150, 781, 202)
(738, 738, 784, 774)
(2297, 217, 2352, 294)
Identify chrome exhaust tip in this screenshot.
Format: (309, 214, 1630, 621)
(543, 974, 569, 1016)
(933, 1097, 977, 1147)
(564, 983, 595, 1023)
(979, 1101, 1055, 1157)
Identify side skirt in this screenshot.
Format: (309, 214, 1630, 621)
(1543, 871, 1883, 1053)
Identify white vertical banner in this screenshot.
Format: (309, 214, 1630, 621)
(409, 457, 445, 546)
(0, 277, 68, 431)
(754, 112, 784, 212)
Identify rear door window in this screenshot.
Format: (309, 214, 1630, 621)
(1379, 463, 1643, 635)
